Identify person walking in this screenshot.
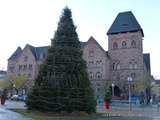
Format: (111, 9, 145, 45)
(1, 89, 7, 105)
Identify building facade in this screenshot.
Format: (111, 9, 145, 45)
(7, 11, 151, 98)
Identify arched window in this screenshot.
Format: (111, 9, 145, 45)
(113, 42, 118, 49)
(129, 60, 137, 69)
(113, 61, 120, 70)
(96, 72, 102, 79)
(131, 40, 136, 48)
(122, 41, 127, 48)
(129, 62, 133, 69)
(96, 60, 102, 66)
(113, 63, 116, 70)
(134, 62, 137, 69)
(117, 63, 120, 70)
(89, 72, 94, 79)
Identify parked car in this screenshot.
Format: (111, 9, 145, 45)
(11, 95, 27, 101)
(18, 95, 27, 101)
(11, 95, 19, 101)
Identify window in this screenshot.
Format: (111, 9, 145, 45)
(96, 72, 102, 79)
(129, 60, 137, 69)
(134, 63, 137, 69)
(117, 63, 120, 70)
(131, 40, 136, 48)
(97, 83, 100, 86)
(28, 73, 32, 78)
(96, 60, 102, 65)
(40, 53, 46, 59)
(131, 73, 136, 79)
(24, 56, 28, 62)
(19, 65, 22, 71)
(89, 50, 94, 57)
(113, 42, 118, 49)
(113, 62, 120, 70)
(29, 64, 33, 70)
(23, 65, 27, 70)
(122, 41, 127, 48)
(113, 63, 116, 70)
(9, 66, 15, 73)
(97, 88, 100, 92)
(89, 72, 94, 79)
(88, 61, 94, 66)
(129, 62, 133, 69)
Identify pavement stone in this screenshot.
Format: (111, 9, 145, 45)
(0, 100, 159, 120)
(0, 100, 32, 120)
(0, 107, 32, 120)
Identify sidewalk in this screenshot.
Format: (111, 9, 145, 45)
(1, 100, 26, 109)
(0, 101, 32, 120)
(97, 104, 160, 118)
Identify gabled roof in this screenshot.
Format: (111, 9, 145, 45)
(143, 53, 150, 72)
(8, 47, 22, 60)
(107, 11, 144, 37)
(80, 42, 87, 48)
(87, 36, 106, 52)
(26, 44, 49, 60)
(8, 37, 106, 61)
(34, 46, 49, 60)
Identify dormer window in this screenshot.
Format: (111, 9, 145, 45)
(40, 53, 46, 59)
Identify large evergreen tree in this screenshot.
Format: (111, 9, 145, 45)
(26, 7, 96, 113)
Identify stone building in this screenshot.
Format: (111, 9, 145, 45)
(7, 11, 151, 98)
(7, 44, 48, 90)
(107, 11, 151, 97)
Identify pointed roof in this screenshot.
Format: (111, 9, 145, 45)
(87, 36, 106, 52)
(8, 47, 22, 60)
(107, 11, 144, 37)
(80, 42, 87, 48)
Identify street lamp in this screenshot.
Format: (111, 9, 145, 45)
(112, 83, 115, 97)
(128, 76, 133, 111)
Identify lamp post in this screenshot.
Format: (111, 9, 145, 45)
(112, 83, 115, 97)
(128, 77, 133, 111)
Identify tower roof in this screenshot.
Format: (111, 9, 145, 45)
(8, 47, 22, 60)
(107, 11, 144, 36)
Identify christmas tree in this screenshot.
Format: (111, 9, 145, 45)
(26, 7, 96, 113)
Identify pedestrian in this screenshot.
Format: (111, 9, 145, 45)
(1, 89, 7, 105)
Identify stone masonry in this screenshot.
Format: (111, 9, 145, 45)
(7, 11, 151, 98)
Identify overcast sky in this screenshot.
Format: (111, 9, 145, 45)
(0, 0, 159, 79)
